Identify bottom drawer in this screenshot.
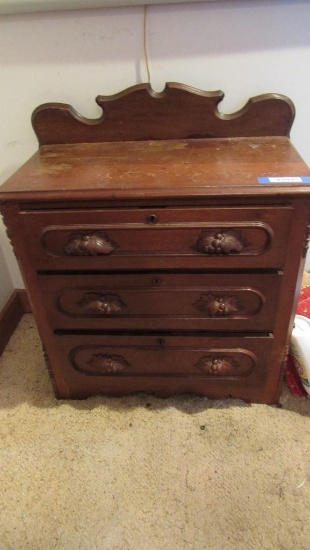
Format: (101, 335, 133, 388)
(51, 333, 274, 401)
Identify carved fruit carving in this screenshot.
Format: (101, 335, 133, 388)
(85, 354, 131, 375)
(195, 356, 239, 376)
(194, 229, 247, 255)
(193, 294, 241, 317)
(77, 293, 127, 315)
(64, 231, 117, 256)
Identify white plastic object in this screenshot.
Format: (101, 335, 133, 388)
(290, 315, 310, 396)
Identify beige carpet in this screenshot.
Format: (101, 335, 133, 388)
(0, 315, 310, 550)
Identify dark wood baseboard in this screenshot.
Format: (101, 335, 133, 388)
(18, 289, 32, 313)
(0, 290, 32, 357)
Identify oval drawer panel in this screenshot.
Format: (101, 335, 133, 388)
(38, 272, 281, 331)
(18, 206, 292, 269)
(66, 335, 270, 378)
(52, 333, 274, 400)
(70, 346, 257, 378)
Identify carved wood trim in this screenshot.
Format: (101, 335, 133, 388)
(194, 229, 247, 255)
(194, 350, 257, 377)
(72, 353, 131, 376)
(1, 206, 20, 261)
(64, 231, 117, 256)
(32, 82, 295, 145)
(77, 293, 127, 315)
(195, 356, 240, 376)
(192, 288, 266, 318)
(41, 229, 118, 257)
(303, 225, 310, 257)
(193, 294, 241, 317)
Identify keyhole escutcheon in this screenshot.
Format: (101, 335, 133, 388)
(146, 214, 158, 225)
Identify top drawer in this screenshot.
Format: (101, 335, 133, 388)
(18, 206, 292, 270)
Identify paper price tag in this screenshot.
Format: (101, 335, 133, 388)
(258, 176, 310, 184)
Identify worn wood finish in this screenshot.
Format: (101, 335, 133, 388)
(1, 83, 310, 403)
(32, 83, 295, 145)
(1, 138, 310, 202)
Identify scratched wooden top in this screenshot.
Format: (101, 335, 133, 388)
(2, 83, 309, 203)
(0, 137, 310, 203)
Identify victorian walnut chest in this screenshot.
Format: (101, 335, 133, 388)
(1, 83, 310, 403)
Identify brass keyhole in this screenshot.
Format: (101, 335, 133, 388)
(151, 276, 162, 287)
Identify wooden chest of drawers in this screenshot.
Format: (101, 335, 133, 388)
(1, 83, 310, 403)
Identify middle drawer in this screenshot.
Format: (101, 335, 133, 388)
(38, 272, 281, 331)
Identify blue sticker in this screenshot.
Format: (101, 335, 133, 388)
(258, 176, 310, 184)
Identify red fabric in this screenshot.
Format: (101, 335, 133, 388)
(298, 287, 310, 301)
(285, 355, 307, 396)
(296, 297, 310, 317)
(285, 282, 310, 397)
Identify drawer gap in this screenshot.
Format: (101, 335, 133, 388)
(38, 268, 283, 276)
(21, 204, 293, 212)
(53, 329, 273, 338)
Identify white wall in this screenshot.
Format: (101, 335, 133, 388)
(1, 0, 310, 289)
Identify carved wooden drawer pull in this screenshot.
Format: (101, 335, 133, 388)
(195, 356, 239, 376)
(77, 293, 127, 315)
(64, 231, 117, 256)
(194, 229, 247, 255)
(86, 354, 131, 375)
(193, 294, 241, 317)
